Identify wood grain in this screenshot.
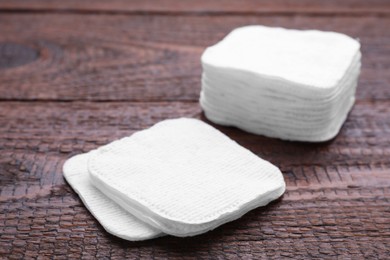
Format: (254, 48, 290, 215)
(0, 100, 389, 258)
(1, 0, 390, 15)
(1, 2, 390, 259)
(1, 14, 390, 102)
(1, 101, 389, 168)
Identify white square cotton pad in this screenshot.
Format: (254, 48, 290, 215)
(201, 25, 360, 89)
(63, 152, 163, 241)
(88, 118, 286, 237)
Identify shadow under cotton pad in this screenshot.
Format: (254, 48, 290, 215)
(88, 118, 286, 237)
(63, 152, 163, 241)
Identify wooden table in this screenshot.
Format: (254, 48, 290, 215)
(1, 1, 389, 258)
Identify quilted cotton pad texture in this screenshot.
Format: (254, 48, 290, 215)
(89, 118, 286, 237)
(63, 152, 163, 241)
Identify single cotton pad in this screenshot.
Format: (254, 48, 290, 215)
(63, 152, 163, 241)
(89, 118, 286, 237)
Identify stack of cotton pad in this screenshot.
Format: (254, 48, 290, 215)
(200, 26, 361, 142)
(63, 118, 286, 241)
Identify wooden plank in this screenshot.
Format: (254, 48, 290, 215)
(1, 101, 390, 169)
(0, 0, 390, 15)
(1, 14, 390, 102)
(0, 101, 389, 258)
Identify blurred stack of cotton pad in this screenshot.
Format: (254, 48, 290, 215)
(200, 25, 361, 142)
(63, 118, 286, 241)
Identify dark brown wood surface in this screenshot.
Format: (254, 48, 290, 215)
(1, 1, 390, 259)
(1, 0, 390, 15)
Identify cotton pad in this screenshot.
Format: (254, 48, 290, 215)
(202, 25, 360, 89)
(89, 118, 286, 237)
(200, 25, 361, 142)
(63, 152, 163, 241)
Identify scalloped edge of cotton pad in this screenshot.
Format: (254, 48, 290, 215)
(63, 152, 164, 241)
